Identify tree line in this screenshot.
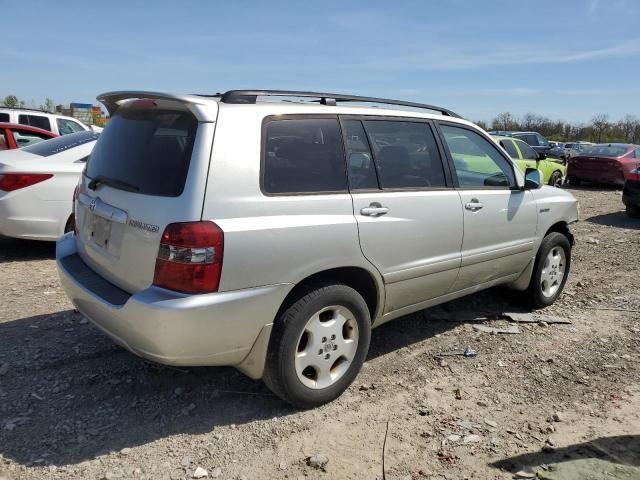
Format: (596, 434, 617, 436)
(476, 112, 640, 144)
(3, 93, 639, 144)
(2, 94, 56, 113)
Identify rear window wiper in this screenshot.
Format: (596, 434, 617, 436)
(88, 175, 140, 192)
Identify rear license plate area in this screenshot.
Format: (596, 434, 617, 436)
(90, 214, 113, 250)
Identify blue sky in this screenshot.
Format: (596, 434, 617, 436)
(2, 0, 639, 123)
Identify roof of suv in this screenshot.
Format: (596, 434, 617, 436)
(97, 90, 475, 127)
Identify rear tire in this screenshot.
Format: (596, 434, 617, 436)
(527, 232, 571, 309)
(626, 204, 640, 219)
(263, 282, 371, 408)
(549, 171, 563, 188)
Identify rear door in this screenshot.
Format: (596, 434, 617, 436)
(344, 117, 463, 314)
(438, 123, 537, 292)
(75, 97, 217, 293)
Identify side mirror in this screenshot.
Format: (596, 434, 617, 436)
(537, 152, 547, 160)
(525, 168, 543, 189)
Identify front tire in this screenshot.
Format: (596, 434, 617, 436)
(549, 171, 563, 188)
(527, 232, 571, 308)
(263, 282, 371, 408)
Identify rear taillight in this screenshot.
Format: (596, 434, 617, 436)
(71, 184, 79, 235)
(626, 166, 640, 181)
(153, 221, 224, 294)
(0, 173, 53, 192)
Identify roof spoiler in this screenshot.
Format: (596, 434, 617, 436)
(97, 91, 218, 122)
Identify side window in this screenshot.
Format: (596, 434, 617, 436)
(0, 113, 9, 122)
(57, 118, 86, 135)
(0, 132, 8, 151)
(263, 118, 347, 194)
(18, 114, 52, 131)
(500, 139, 519, 158)
(635, 149, 640, 159)
(12, 130, 51, 148)
(362, 120, 446, 189)
(517, 140, 539, 160)
(536, 133, 549, 146)
(524, 134, 538, 146)
(342, 120, 378, 190)
(440, 124, 515, 188)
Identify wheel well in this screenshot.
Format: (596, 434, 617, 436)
(277, 267, 379, 322)
(545, 221, 574, 246)
(63, 214, 75, 234)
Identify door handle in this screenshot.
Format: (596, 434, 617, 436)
(464, 199, 484, 211)
(360, 203, 389, 217)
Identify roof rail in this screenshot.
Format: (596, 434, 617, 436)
(217, 90, 462, 118)
(0, 105, 49, 113)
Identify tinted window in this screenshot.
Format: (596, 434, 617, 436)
(0, 113, 9, 122)
(57, 118, 86, 135)
(516, 140, 539, 160)
(342, 120, 378, 189)
(18, 114, 51, 131)
(263, 118, 346, 194)
(581, 145, 628, 157)
(23, 131, 98, 156)
(441, 125, 515, 188)
(12, 130, 51, 148)
(88, 108, 197, 197)
(363, 120, 446, 189)
(500, 139, 519, 158)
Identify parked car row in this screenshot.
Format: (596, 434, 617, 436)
(0, 106, 100, 136)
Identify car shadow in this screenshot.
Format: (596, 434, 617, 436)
(0, 235, 55, 264)
(0, 288, 521, 467)
(491, 435, 640, 476)
(586, 211, 640, 230)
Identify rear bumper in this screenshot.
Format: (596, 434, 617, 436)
(567, 167, 624, 186)
(623, 180, 640, 207)
(56, 233, 291, 368)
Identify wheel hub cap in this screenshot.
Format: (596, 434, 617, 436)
(294, 305, 359, 390)
(540, 247, 566, 298)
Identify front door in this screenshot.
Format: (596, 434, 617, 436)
(342, 117, 463, 314)
(438, 123, 538, 292)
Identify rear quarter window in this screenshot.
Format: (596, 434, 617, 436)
(262, 117, 347, 194)
(87, 108, 198, 197)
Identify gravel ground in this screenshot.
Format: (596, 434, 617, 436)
(0, 186, 638, 480)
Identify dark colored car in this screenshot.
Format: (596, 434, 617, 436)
(488, 130, 552, 155)
(546, 144, 567, 164)
(568, 144, 640, 187)
(0, 122, 58, 151)
(623, 163, 640, 218)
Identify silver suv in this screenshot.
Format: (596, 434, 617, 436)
(56, 90, 578, 407)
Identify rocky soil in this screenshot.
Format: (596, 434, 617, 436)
(0, 186, 638, 480)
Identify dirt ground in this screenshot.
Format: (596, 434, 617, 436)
(0, 186, 638, 480)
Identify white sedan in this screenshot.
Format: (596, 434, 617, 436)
(0, 131, 98, 241)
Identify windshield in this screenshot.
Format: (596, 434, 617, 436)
(87, 107, 198, 197)
(22, 131, 99, 157)
(581, 145, 629, 157)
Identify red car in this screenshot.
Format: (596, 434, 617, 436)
(0, 122, 58, 151)
(567, 143, 640, 187)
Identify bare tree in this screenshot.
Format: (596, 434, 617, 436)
(492, 112, 516, 131)
(591, 114, 609, 143)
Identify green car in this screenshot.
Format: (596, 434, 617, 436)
(491, 135, 566, 187)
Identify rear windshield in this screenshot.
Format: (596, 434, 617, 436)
(581, 145, 628, 157)
(22, 131, 98, 157)
(87, 108, 198, 197)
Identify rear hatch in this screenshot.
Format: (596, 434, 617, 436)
(74, 93, 218, 293)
